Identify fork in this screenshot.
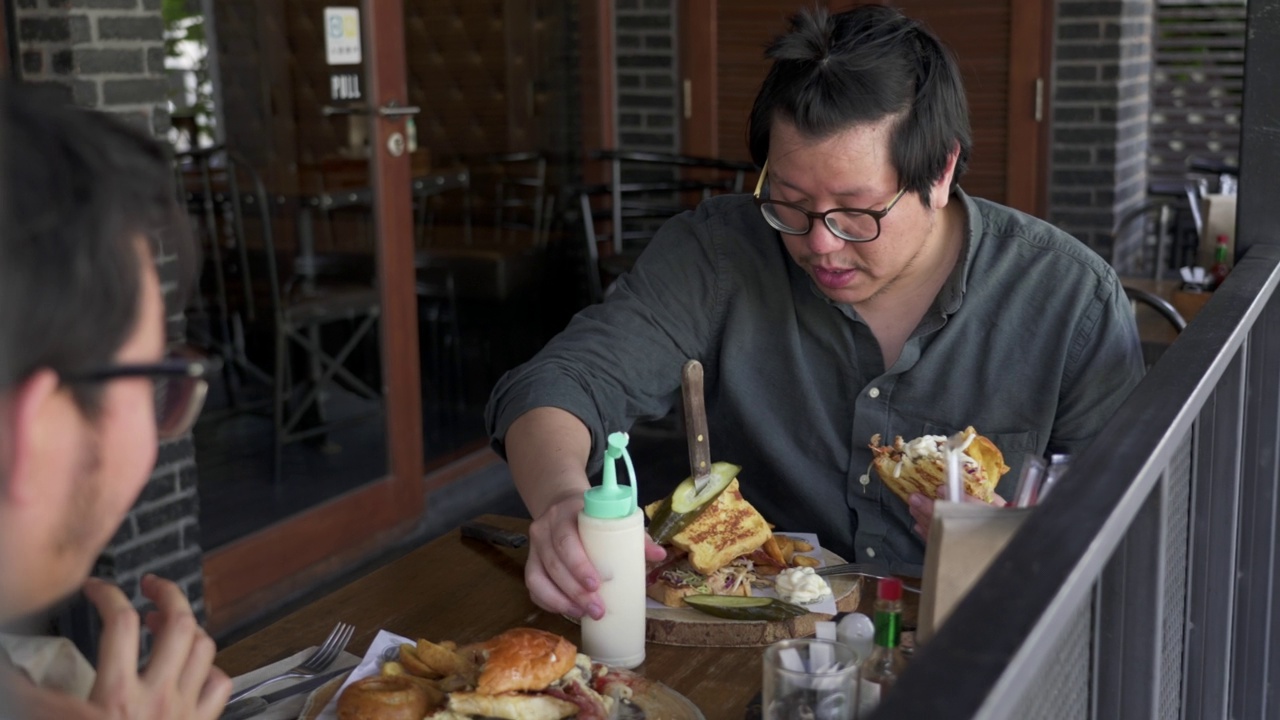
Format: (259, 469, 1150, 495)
(815, 563, 922, 593)
(228, 621, 354, 702)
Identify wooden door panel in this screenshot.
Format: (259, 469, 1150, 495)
(702, 0, 1047, 213)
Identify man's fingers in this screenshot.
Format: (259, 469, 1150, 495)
(176, 624, 218, 699)
(195, 668, 233, 720)
(643, 535, 667, 563)
(83, 577, 140, 701)
(542, 532, 603, 618)
(140, 574, 199, 686)
(525, 546, 585, 617)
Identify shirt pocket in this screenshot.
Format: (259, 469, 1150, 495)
(923, 424, 1040, 500)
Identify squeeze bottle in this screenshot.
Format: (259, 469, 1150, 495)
(579, 432, 646, 668)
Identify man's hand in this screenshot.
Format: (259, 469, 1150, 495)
(908, 488, 1008, 542)
(525, 491, 667, 620)
(81, 574, 231, 719)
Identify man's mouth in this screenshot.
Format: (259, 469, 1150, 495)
(811, 265, 858, 290)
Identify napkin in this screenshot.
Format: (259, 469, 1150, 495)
(314, 629, 411, 720)
(230, 646, 360, 720)
(917, 502, 1031, 642)
(0, 634, 95, 699)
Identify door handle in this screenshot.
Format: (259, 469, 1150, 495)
(378, 103, 421, 117)
(321, 103, 421, 117)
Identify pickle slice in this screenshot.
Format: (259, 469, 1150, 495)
(683, 595, 809, 621)
(647, 462, 741, 543)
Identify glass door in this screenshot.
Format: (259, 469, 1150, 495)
(193, 0, 424, 634)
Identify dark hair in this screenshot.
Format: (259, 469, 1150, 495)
(0, 82, 195, 417)
(747, 4, 972, 205)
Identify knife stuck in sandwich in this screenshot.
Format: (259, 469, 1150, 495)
(682, 359, 713, 495)
(646, 360, 741, 544)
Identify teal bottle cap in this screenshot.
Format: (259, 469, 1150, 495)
(583, 432, 638, 519)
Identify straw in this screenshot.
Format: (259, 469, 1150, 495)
(945, 431, 965, 501)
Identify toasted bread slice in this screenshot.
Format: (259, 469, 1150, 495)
(666, 478, 772, 574)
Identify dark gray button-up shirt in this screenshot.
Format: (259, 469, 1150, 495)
(487, 190, 1145, 575)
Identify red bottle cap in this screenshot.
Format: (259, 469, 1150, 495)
(877, 577, 903, 601)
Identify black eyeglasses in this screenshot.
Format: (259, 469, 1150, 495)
(753, 160, 907, 242)
(61, 349, 218, 439)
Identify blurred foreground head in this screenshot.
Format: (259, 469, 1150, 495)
(0, 82, 194, 621)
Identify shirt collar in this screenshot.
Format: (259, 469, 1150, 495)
(936, 186, 981, 315)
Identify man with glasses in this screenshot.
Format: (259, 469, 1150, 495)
(488, 5, 1144, 621)
(0, 84, 229, 718)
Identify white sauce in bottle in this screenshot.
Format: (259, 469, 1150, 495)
(578, 508, 646, 668)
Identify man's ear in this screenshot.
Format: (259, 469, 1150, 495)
(0, 370, 64, 504)
(930, 143, 962, 210)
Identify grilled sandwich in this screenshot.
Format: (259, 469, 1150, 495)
(643, 478, 773, 607)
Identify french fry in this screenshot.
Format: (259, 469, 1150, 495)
(794, 555, 820, 568)
(792, 538, 814, 552)
(398, 643, 440, 678)
(762, 535, 785, 565)
(381, 660, 406, 677)
(415, 639, 477, 679)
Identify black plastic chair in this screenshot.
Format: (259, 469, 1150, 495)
(178, 147, 382, 484)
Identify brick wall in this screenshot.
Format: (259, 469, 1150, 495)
(12, 0, 205, 654)
(614, 0, 678, 168)
(1049, 0, 1155, 272)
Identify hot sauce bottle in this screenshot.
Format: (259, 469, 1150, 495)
(858, 577, 909, 715)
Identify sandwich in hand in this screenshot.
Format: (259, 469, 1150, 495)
(868, 426, 1010, 504)
(643, 478, 773, 608)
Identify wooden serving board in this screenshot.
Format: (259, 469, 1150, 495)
(645, 549, 861, 647)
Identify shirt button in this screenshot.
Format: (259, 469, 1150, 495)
(868, 388, 881, 398)
(859, 474, 870, 487)
(866, 547, 877, 558)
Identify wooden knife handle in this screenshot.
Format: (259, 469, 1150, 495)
(682, 359, 712, 478)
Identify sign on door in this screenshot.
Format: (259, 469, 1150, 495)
(324, 7, 362, 66)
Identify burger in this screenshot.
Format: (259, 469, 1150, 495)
(868, 426, 1010, 503)
(337, 627, 629, 720)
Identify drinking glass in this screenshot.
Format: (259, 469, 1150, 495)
(762, 638, 860, 720)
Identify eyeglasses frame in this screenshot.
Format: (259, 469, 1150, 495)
(752, 160, 908, 243)
(61, 351, 219, 439)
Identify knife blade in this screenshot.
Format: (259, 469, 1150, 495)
(681, 359, 713, 494)
(218, 665, 352, 720)
(461, 520, 528, 548)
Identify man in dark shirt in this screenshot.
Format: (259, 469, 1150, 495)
(487, 5, 1144, 620)
(0, 84, 230, 718)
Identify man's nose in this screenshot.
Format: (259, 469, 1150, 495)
(804, 220, 847, 254)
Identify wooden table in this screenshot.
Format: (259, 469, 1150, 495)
(215, 515, 774, 720)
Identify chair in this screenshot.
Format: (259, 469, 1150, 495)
(178, 147, 383, 484)
(415, 167, 472, 247)
(1123, 284, 1187, 369)
(575, 151, 755, 304)
(416, 266, 464, 414)
(488, 152, 550, 247)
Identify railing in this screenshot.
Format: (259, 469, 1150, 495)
(872, 243, 1280, 719)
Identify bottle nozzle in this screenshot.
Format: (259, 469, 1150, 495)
(585, 432, 638, 518)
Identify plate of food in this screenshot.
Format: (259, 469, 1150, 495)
(305, 627, 704, 720)
(636, 469, 860, 647)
